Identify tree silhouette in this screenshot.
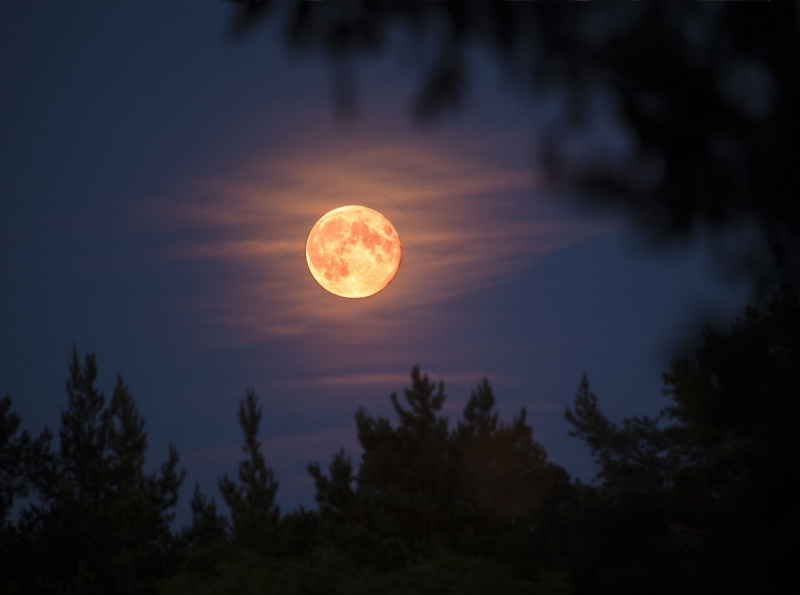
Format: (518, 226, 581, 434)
(661, 286, 799, 594)
(307, 447, 359, 555)
(164, 368, 572, 593)
(9, 322, 795, 595)
(176, 483, 230, 578)
(566, 375, 672, 498)
(457, 379, 554, 523)
(218, 388, 281, 554)
(3, 347, 185, 595)
(354, 365, 454, 564)
(58, 348, 107, 507)
(564, 376, 676, 595)
(565, 286, 800, 595)
(306, 366, 567, 574)
(309, 448, 357, 521)
(0, 394, 52, 525)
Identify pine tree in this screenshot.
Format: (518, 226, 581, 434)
(58, 347, 107, 505)
(0, 394, 53, 524)
(452, 378, 563, 571)
(334, 367, 566, 567)
(0, 394, 55, 594)
(309, 448, 356, 521)
(456, 378, 499, 442)
(187, 483, 228, 547)
(178, 483, 229, 574)
(218, 388, 280, 554)
(562, 288, 800, 594)
(661, 286, 800, 594)
(355, 366, 454, 558)
(22, 347, 185, 594)
(308, 448, 360, 555)
(565, 374, 670, 497)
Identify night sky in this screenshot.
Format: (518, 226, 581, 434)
(1, 3, 751, 527)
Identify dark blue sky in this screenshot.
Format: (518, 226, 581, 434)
(1, 3, 750, 527)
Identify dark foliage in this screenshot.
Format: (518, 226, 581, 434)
(229, 0, 800, 293)
(218, 388, 281, 554)
(1, 347, 185, 595)
(565, 287, 800, 595)
(0, 394, 52, 525)
(3, 291, 797, 593)
(163, 365, 570, 593)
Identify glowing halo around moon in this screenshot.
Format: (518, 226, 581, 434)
(306, 205, 402, 298)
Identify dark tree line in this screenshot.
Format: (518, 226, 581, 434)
(1, 350, 184, 594)
(1, 287, 797, 593)
(564, 286, 800, 595)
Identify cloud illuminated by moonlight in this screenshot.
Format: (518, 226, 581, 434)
(160, 129, 613, 361)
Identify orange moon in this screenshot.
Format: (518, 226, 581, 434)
(306, 206, 402, 298)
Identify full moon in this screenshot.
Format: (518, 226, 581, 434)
(306, 205, 402, 298)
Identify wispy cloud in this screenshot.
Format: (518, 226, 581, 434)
(317, 369, 521, 388)
(155, 121, 614, 381)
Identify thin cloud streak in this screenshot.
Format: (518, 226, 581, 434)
(158, 122, 616, 379)
(317, 369, 522, 388)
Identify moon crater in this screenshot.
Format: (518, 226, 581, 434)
(306, 206, 401, 298)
